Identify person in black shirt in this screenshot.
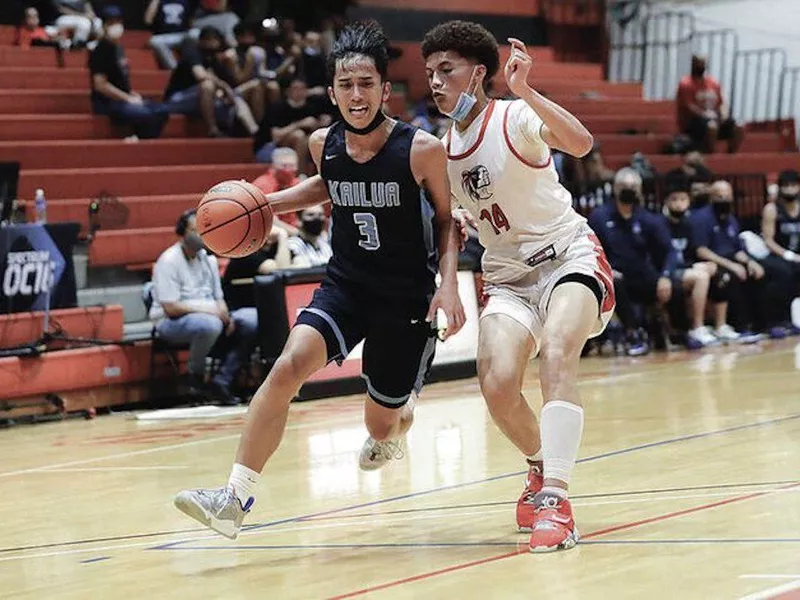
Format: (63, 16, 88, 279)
(253, 77, 333, 173)
(760, 169, 800, 327)
(89, 6, 168, 139)
(163, 26, 258, 137)
(662, 173, 723, 347)
(144, 0, 194, 70)
(301, 31, 328, 96)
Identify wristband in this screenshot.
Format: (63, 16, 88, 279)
(784, 250, 798, 262)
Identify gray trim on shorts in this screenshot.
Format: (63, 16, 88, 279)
(303, 307, 348, 359)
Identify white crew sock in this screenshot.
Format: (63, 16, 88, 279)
(540, 400, 584, 486)
(525, 450, 542, 464)
(227, 463, 260, 506)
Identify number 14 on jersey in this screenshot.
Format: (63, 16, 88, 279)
(479, 203, 510, 235)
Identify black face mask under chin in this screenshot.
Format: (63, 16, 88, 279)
(343, 110, 387, 135)
(668, 208, 687, 220)
(617, 189, 639, 205)
(780, 191, 799, 202)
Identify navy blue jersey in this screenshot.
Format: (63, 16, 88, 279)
(320, 120, 438, 299)
(775, 201, 800, 253)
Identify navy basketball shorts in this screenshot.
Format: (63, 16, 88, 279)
(295, 280, 437, 409)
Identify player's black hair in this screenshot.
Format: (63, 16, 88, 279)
(421, 20, 500, 91)
(175, 208, 197, 236)
(327, 20, 389, 83)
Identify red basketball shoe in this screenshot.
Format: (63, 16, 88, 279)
(528, 493, 579, 553)
(515, 461, 543, 532)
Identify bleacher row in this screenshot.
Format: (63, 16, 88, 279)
(1, 23, 798, 415)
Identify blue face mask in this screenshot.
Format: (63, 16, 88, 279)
(443, 67, 479, 122)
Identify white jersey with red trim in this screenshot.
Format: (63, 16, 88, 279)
(446, 98, 585, 285)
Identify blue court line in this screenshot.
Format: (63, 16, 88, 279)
(80, 556, 110, 564)
(155, 537, 800, 552)
(154, 412, 800, 551)
(3, 480, 794, 556)
(295, 479, 800, 522)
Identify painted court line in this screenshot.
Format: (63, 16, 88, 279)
(738, 579, 800, 600)
(742, 576, 800, 580)
(326, 482, 800, 599)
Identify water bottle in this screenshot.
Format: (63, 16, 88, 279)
(34, 188, 47, 224)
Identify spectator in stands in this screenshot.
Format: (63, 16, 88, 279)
(573, 142, 615, 212)
(253, 77, 333, 173)
(149, 209, 258, 405)
(223, 226, 291, 283)
(677, 55, 743, 154)
(251, 147, 302, 196)
(16, 6, 68, 51)
(662, 173, 730, 347)
(588, 168, 679, 355)
(691, 180, 783, 338)
(90, 6, 168, 140)
(219, 22, 267, 125)
(288, 205, 332, 268)
(301, 31, 328, 96)
(52, 0, 101, 48)
(192, 0, 240, 46)
(144, 0, 193, 70)
(678, 149, 708, 179)
(164, 27, 259, 137)
(688, 165, 714, 208)
(759, 169, 800, 326)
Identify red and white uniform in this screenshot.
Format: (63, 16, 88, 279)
(445, 99, 614, 348)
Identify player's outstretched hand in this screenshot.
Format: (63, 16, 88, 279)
(505, 37, 533, 97)
(452, 208, 477, 251)
(427, 281, 465, 340)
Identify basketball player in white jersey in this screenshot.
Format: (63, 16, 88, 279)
(422, 21, 615, 552)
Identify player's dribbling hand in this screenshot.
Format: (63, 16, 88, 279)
(427, 281, 466, 340)
(505, 37, 534, 97)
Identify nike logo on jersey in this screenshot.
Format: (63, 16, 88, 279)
(325, 154, 338, 160)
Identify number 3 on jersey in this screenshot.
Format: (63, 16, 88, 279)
(479, 203, 510, 235)
(354, 213, 380, 250)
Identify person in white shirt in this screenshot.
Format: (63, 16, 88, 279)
(150, 209, 258, 404)
(423, 20, 615, 553)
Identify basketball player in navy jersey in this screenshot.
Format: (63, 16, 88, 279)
(174, 21, 465, 539)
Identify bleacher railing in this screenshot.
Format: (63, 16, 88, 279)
(607, 3, 798, 139)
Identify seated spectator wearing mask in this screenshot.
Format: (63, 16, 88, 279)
(90, 6, 168, 140)
(662, 172, 735, 346)
(691, 180, 785, 337)
(52, 0, 101, 48)
(164, 27, 259, 137)
(149, 209, 259, 405)
(251, 146, 302, 197)
(253, 77, 333, 174)
(676, 55, 744, 154)
(216, 21, 267, 125)
(588, 168, 679, 355)
(301, 31, 328, 96)
(760, 169, 800, 324)
(144, 0, 193, 70)
(287, 205, 332, 268)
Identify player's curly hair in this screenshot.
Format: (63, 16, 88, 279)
(421, 20, 500, 91)
(327, 20, 389, 82)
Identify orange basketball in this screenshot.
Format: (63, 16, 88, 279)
(196, 180, 273, 258)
